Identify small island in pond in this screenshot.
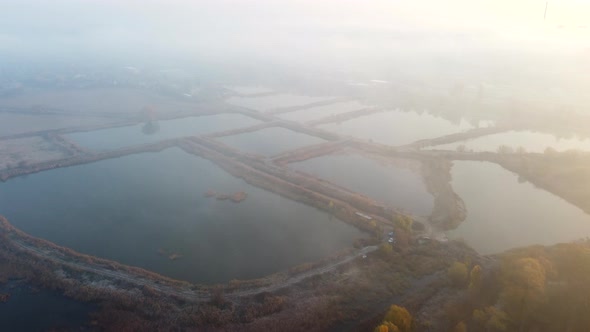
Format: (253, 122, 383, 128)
(0, 293, 10, 303)
(157, 248, 183, 261)
(204, 190, 248, 203)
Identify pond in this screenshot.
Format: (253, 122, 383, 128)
(0, 148, 364, 284)
(0, 281, 94, 332)
(226, 94, 331, 112)
(227, 86, 274, 95)
(429, 130, 590, 153)
(278, 101, 368, 123)
(217, 127, 326, 156)
(66, 113, 261, 151)
(448, 161, 590, 254)
(0, 113, 115, 137)
(318, 110, 473, 146)
(0, 87, 197, 115)
(290, 153, 434, 216)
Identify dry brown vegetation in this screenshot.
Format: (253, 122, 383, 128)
(0, 99, 499, 331)
(0, 210, 482, 331)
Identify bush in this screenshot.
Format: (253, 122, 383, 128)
(375, 321, 400, 332)
(448, 262, 468, 287)
(452, 321, 467, 332)
(378, 243, 394, 258)
(469, 265, 482, 290)
(383, 305, 413, 332)
(394, 215, 414, 232)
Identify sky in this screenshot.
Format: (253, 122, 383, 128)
(1, 0, 588, 64)
(0, 1, 588, 115)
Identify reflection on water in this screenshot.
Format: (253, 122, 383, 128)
(319, 110, 473, 146)
(290, 153, 434, 216)
(0, 148, 363, 283)
(141, 121, 160, 135)
(66, 113, 260, 151)
(448, 161, 590, 254)
(0, 113, 115, 137)
(278, 101, 368, 122)
(217, 127, 326, 156)
(227, 86, 274, 95)
(431, 130, 590, 153)
(226, 94, 331, 112)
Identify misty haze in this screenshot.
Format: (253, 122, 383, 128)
(1, 1, 590, 331)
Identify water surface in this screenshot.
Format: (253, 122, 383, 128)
(290, 153, 434, 216)
(0, 113, 114, 137)
(0, 87, 197, 115)
(448, 161, 590, 254)
(66, 113, 260, 151)
(319, 110, 473, 146)
(226, 94, 330, 112)
(0, 282, 93, 332)
(217, 127, 326, 156)
(278, 101, 368, 123)
(0, 148, 363, 283)
(228, 86, 274, 95)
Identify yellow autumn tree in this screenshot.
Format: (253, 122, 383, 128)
(451, 321, 467, 332)
(394, 215, 413, 232)
(469, 265, 482, 290)
(499, 257, 546, 319)
(379, 243, 393, 257)
(383, 305, 413, 332)
(374, 321, 400, 332)
(448, 262, 468, 287)
(472, 306, 509, 332)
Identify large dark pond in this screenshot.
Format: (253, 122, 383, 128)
(0, 281, 94, 332)
(0, 148, 364, 283)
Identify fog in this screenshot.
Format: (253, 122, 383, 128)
(3, 2, 590, 330)
(1, 1, 588, 112)
(2, 1, 588, 65)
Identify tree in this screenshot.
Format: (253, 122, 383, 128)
(469, 265, 482, 291)
(394, 229, 411, 251)
(544, 147, 557, 156)
(375, 324, 389, 332)
(379, 243, 393, 257)
(141, 121, 160, 135)
(456, 144, 467, 153)
(374, 321, 400, 332)
(473, 306, 509, 332)
(394, 215, 413, 232)
(497, 145, 514, 154)
(448, 262, 469, 287)
(451, 321, 467, 332)
(499, 258, 546, 324)
(383, 305, 413, 332)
